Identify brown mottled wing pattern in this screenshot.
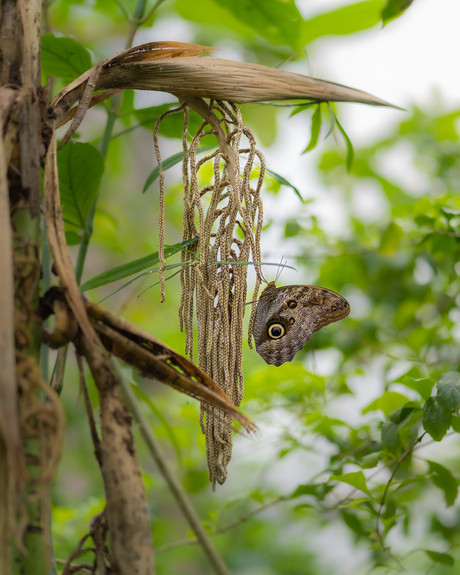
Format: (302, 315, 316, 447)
(252, 282, 350, 367)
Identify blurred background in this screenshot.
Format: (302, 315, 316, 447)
(45, 1, 460, 573)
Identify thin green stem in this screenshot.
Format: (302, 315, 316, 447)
(53, 0, 155, 391)
(76, 0, 153, 288)
(99, 105, 119, 159)
(112, 0, 131, 22)
(132, 0, 148, 22)
(137, 0, 168, 24)
(375, 433, 426, 549)
(75, 202, 96, 286)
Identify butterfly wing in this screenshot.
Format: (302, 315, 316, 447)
(252, 282, 350, 366)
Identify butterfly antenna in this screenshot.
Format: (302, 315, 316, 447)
(275, 256, 286, 283)
(257, 266, 267, 285)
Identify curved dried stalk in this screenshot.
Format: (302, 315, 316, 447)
(44, 134, 156, 575)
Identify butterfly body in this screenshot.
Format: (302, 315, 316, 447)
(252, 282, 350, 366)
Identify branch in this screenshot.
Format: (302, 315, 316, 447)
(118, 368, 232, 575)
(155, 494, 287, 553)
(376, 432, 426, 545)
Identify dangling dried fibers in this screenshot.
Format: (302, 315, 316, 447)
(153, 100, 265, 489)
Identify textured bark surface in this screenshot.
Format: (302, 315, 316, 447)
(80, 336, 156, 575)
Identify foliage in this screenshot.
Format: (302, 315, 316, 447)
(41, 0, 460, 574)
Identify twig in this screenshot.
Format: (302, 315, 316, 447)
(425, 226, 460, 238)
(137, 0, 168, 25)
(376, 433, 426, 546)
(125, 0, 168, 50)
(156, 494, 287, 553)
(56, 558, 92, 574)
(116, 364, 232, 575)
(76, 351, 103, 469)
(339, 324, 424, 365)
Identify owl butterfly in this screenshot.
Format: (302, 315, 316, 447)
(252, 282, 350, 366)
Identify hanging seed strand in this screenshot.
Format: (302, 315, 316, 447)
(156, 100, 265, 488)
(153, 105, 186, 303)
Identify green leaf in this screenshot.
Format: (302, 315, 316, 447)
(303, 105, 322, 153)
(363, 392, 411, 418)
(381, 404, 418, 458)
(142, 144, 304, 202)
(290, 483, 334, 502)
(451, 415, 460, 433)
(436, 371, 460, 412)
(330, 471, 372, 497)
(210, 0, 304, 50)
(342, 510, 366, 538)
(284, 221, 301, 238)
(303, 1, 383, 44)
(41, 33, 92, 82)
(289, 102, 318, 118)
(414, 214, 435, 227)
(313, 416, 348, 439)
(423, 397, 451, 442)
(399, 375, 435, 401)
(361, 452, 381, 469)
(65, 231, 82, 246)
(381, 420, 402, 457)
(143, 146, 218, 193)
(392, 476, 423, 493)
(176, 0, 256, 41)
(134, 105, 209, 140)
(80, 238, 198, 291)
(334, 111, 354, 171)
(382, 0, 414, 25)
(249, 490, 265, 504)
(177, 0, 303, 49)
(57, 142, 105, 241)
(379, 222, 403, 255)
(324, 106, 336, 140)
(389, 403, 420, 424)
(425, 550, 454, 567)
(94, 262, 185, 303)
(265, 167, 304, 202)
(434, 109, 460, 140)
(133, 103, 180, 129)
(427, 461, 458, 507)
(340, 498, 371, 510)
(291, 484, 320, 499)
(382, 512, 403, 537)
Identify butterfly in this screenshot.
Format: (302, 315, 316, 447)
(252, 282, 350, 366)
